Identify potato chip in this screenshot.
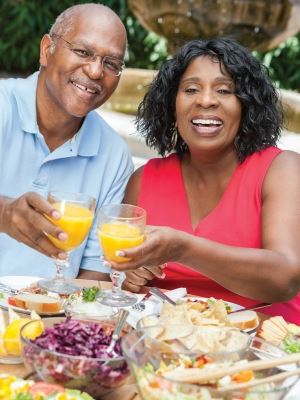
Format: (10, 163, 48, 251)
(158, 325, 194, 341)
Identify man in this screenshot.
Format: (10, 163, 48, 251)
(0, 3, 133, 280)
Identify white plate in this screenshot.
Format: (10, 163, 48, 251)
(0, 276, 64, 316)
(251, 336, 297, 372)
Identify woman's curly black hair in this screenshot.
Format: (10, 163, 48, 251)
(136, 37, 284, 161)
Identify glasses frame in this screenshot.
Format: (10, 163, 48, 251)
(50, 34, 125, 77)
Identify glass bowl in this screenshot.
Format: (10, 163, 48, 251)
(122, 327, 299, 400)
(20, 316, 131, 398)
(136, 321, 251, 361)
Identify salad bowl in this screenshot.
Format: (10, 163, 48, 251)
(20, 316, 131, 398)
(122, 327, 299, 400)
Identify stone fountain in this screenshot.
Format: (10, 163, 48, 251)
(99, 0, 300, 164)
(128, 0, 300, 52)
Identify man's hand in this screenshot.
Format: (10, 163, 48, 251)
(122, 265, 165, 293)
(0, 192, 68, 258)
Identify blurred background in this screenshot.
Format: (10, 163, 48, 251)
(1, 0, 299, 164)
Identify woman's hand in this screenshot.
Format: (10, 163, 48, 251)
(108, 226, 183, 271)
(122, 265, 166, 293)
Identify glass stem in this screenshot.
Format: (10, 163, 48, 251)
(54, 255, 70, 281)
(110, 270, 126, 294)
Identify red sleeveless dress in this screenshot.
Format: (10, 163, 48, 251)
(138, 146, 300, 323)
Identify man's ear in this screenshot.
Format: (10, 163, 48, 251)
(39, 34, 53, 67)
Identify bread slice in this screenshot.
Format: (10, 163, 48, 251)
(8, 293, 61, 313)
(227, 310, 259, 330)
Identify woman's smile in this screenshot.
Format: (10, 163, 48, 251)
(176, 56, 241, 150)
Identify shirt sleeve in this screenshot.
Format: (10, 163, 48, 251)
(80, 145, 134, 272)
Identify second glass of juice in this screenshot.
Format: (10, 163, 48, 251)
(97, 203, 146, 307)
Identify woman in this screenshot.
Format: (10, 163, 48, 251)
(111, 38, 300, 323)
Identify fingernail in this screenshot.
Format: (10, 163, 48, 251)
(116, 250, 125, 257)
(58, 232, 68, 241)
(103, 261, 112, 268)
(100, 255, 105, 261)
(52, 210, 61, 219)
(58, 252, 68, 260)
(161, 263, 167, 269)
(160, 273, 166, 279)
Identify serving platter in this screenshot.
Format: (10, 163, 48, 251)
(0, 276, 65, 316)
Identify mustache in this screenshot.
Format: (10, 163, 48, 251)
(69, 77, 103, 94)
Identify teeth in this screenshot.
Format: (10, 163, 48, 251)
(192, 119, 222, 125)
(72, 81, 97, 94)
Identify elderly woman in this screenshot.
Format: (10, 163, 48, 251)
(112, 38, 300, 322)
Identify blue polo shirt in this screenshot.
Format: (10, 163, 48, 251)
(0, 72, 134, 278)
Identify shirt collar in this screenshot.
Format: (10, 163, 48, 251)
(14, 71, 40, 134)
(14, 71, 101, 157)
(75, 112, 101, 157)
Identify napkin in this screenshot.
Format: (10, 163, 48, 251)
(126, 287, 187, 328)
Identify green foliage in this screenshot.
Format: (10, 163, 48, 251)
(0, 0, 298, 91)
(254, 33, 300, 92)
(0, 0, 167, 74)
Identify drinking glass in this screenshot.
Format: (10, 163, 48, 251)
(38, 191, 96, 295)
(97, 204, 146, 307)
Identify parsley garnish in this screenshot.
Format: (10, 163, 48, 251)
(82, 286, 100, 302)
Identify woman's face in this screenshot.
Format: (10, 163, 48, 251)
(175, 56, 242, 156)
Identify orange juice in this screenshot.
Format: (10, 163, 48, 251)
(99, 222, 144, 262)
(48, 203, 94, 251)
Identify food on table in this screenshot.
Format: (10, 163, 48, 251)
(0, 308, 43, 357)
(145, 324, 250, 355)
(21, 284, 48, 295)
(227, 310, 259, 331)
(8, 293, 62, 313)
(258, 315, 300, 353)
(0, 281, 65, 314)
(65, 287, 115, 317)
(140, 297, 259, 333)
(0, 374, 95, 399)
(141, 298, 230, 328)
(81, 287, 100, 302)
(21, 318, 130, 397)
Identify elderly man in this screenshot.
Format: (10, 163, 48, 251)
(0, 4, 133, 281)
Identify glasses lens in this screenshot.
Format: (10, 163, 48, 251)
(103, 56, 124, 76)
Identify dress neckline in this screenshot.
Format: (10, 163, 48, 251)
(175, 154, 241, 232)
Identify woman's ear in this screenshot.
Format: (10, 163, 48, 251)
(39, 34, 53, 67)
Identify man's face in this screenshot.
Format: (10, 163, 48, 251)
(39, 11, 126, 118)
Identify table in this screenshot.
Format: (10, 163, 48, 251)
(0, 279, 140, 400)
(0, 279, 269, 400)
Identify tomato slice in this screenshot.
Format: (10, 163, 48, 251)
(28, 382, 65, 395)
(7, 296, 17, 307)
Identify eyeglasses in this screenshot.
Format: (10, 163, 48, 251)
(51, 35, 125, 76)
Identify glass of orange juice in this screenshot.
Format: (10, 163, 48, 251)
(97, 204, 146, 307)
(38, 191, 96, 295)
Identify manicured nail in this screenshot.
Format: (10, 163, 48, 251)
(116, 250, 125, 257)
(160, 273, 166, 279)
(51, 210, 61, 219)
(58, 232, 68, 241)
(58, 252, 68, 260)
(103, 261, 112, 268)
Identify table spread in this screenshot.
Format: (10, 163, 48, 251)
(0, 279, 270, 400)
(0, 279, 140, 400)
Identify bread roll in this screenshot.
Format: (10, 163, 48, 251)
(227, 310, 259, 330)
(8, 293, 61, 313)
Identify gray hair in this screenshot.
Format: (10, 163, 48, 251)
(49, 3, 113, 37)
(49, 3, 125, 52)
